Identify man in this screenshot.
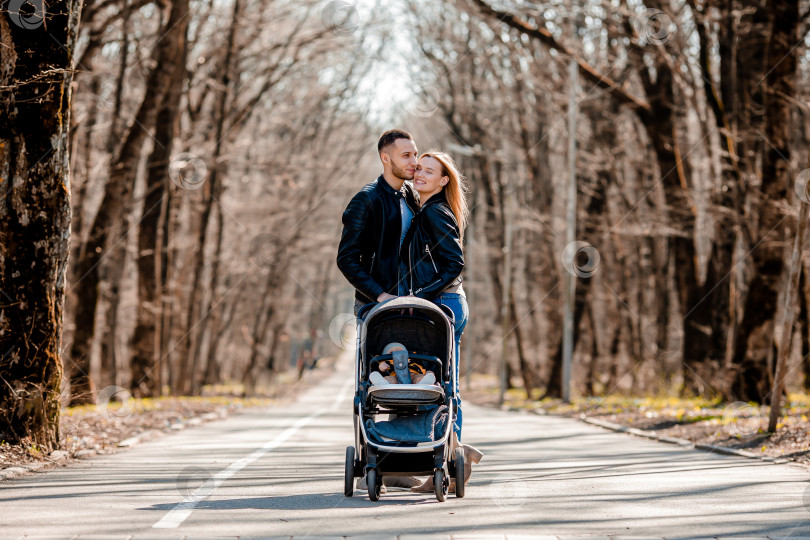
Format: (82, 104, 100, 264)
(336, 129, 421, 492)
(337, 129, 420, 315)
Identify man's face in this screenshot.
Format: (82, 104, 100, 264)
(382, 138, 418, 181)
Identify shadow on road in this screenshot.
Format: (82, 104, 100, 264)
(140, 492, 438, 511)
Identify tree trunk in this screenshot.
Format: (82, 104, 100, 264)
(516, 82, 558, 400)
(0, 0, 79, 448)
(730, 0, 799, 402)
(543, 173, 607, 398)
(158, 180, 179, 391)
(509, 288, 535, 399)
(652, 235, 672, 390)
(243, 261, 288, 393)
(68, 0, 186, 404)
(584, 305, 600, 395)
(130, 0, 190, 398)
(802, 266, 810, 388)
(186, 0, 241, 395)
(180, 0, 240, 393)
(202, 280, 242, 386)
(97, 0, 134, 393)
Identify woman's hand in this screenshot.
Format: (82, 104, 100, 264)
(377, 292, 396, 302)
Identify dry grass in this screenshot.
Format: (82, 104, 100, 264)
(464, 374, 810, 467)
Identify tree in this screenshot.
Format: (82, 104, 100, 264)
(67, 0, 190, 404)
(0, 0, 80, 449)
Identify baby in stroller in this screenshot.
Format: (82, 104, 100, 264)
(368, 342, 437, 386)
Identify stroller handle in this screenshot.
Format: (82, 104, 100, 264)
(356, 301, 378, 320)
(359, 299, 455, 325)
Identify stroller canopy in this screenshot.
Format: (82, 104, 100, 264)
(358, 297, 454, 378)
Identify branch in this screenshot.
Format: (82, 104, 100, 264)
(470, 0, 651, 112)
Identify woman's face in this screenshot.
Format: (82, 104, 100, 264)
(414, 156, 447, 199)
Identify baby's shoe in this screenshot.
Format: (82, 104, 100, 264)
(417, 372, 436, 385)
(369, 372, 389, 386)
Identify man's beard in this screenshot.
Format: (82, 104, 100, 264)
(391, 162, 414, 181)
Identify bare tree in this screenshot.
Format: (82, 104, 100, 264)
(0, 0, 80, 448)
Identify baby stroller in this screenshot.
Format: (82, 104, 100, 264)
(343, 296, 464, 502)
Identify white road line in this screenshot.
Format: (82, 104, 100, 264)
(152, 377, 353, 529)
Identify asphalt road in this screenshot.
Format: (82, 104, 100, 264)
(2, 351, 810, 539)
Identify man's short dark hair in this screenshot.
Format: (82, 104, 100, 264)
(377, 129, 413, 153)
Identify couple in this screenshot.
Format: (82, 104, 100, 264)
(336, 129, 481, 493)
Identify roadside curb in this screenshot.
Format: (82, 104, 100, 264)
(578, 415, 794, 466)
(0, 407, 230, 482)
(0, 449, 69, 481)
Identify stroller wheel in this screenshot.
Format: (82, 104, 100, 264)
(367, 468, 382, 501)
(344, 446, 355, 497)
(453, 447, 465, 498)
(434, 469, 447, 502)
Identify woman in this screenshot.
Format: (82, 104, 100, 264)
(402, 151, 482, 492)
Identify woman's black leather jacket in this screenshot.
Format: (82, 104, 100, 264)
(401, 190, 463, 300)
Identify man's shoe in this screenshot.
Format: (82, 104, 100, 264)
(461, 443, 484, 483)
(410, 475, 434, 493)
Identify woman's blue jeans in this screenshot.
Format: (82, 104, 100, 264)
(433, 292, 468, 441)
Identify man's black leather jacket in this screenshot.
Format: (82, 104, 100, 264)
(337, 175, 419, 304)
(401, 190, 463, 300)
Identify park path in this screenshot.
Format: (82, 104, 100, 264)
(1, 351, 810, 539)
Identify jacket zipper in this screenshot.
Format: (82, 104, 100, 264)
(408, 246, 414, 295)
(370, 252, 375, 273)
(415, 278, 442, 295)
(425, 245, 438, 273)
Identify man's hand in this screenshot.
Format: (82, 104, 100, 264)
(377, 292, 396, 302)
